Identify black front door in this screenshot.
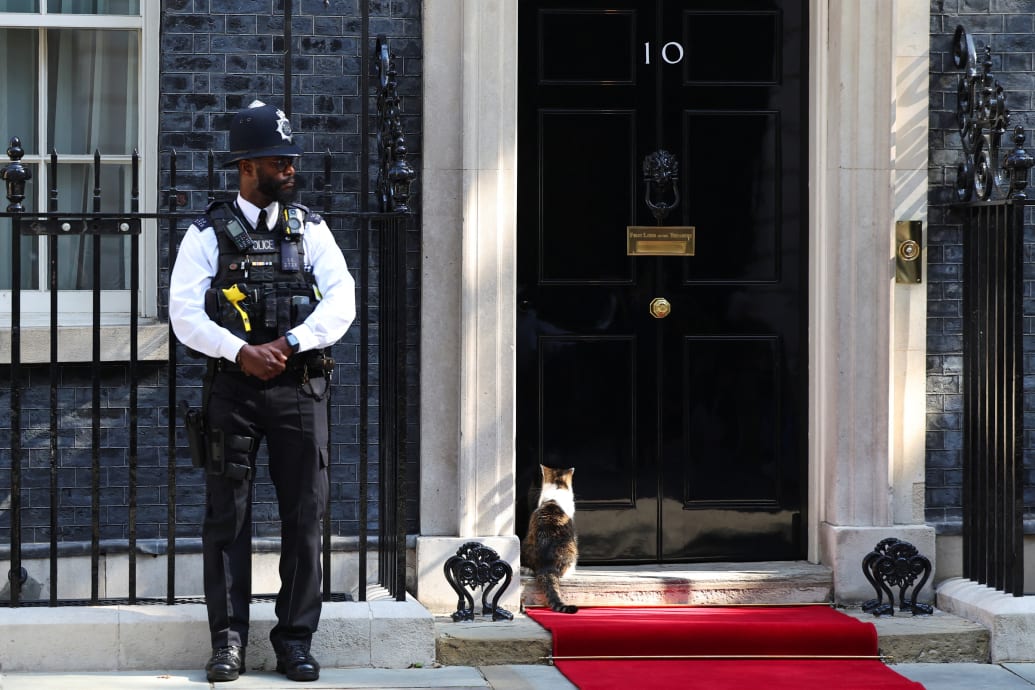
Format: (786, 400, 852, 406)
(516, 0, 807, 563)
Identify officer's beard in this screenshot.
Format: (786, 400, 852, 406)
(257, 171, 297, 205)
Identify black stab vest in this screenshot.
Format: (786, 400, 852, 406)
(202, 201, 320, 346)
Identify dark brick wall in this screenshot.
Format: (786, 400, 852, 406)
(0, 1, 422, 548)
(928, 0, 1035, 529)
(160, 0, 422, 213)
(158, 0, 423, 541)
(0, 363, 189, 543)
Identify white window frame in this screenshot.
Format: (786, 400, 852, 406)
(0, 5, 160, 333)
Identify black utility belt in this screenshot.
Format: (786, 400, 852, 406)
(204, 283, 317, 341)
(216, 352, 334, 377)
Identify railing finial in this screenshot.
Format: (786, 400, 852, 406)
(375, 36, 416, 213)
(1004, 125, 1034, 199)
(1, 136, 32, 212)
(953, 25, 1012, 202)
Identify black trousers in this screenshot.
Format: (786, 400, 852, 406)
(202, 370, 329, 651)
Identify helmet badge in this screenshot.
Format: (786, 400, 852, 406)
(247, 99, 293, 142)
(275, 110, 293, 142)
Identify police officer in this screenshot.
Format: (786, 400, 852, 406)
(169, 101, 355, 683)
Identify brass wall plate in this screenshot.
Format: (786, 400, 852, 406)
(627, 226, 695, 256)
(895, 220, 922, 284)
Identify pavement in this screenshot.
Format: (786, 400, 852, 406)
(0, 666, 574, 689)
(0, 609, 1021, 689)
(896, 663, 1035, 689)
(0, 603, 1015, 689)
(3, 662, 1035, 689)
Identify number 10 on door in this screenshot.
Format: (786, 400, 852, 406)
(644, 42, 685, 65)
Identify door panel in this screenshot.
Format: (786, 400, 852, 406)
(681, 11, 781, 84)
(680, 336, 781, 507)
(682, 110, 780, 282)
(538, 9, 637, 84)
(540, 336, 636, 479)
(539, 110, 637, 283)
(517, 0, 806, 564)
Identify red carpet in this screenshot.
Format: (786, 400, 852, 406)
(526, 606, 925, 689)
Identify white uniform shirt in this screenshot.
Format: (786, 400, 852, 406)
(169, 194, 356, 362)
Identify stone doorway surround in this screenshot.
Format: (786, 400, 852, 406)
(414, 0, 933, 614)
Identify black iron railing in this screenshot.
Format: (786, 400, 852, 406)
(959, 199, 1027, 596)
(0, 36, 415, 607)
(953, 25, 1034, 597)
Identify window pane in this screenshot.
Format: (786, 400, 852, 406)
(47, 29, 138, 155)
(0, 221, 40, 289)
(47, 0, 139, 13)
(52, 163, 132, 290)
(0, 164, 41, 290)
(0, 30, 39, 153)
(0, 1, 38, 11)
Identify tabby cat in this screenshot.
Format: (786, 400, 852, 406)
(521, 465, 578, 614)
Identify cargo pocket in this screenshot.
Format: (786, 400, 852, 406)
(291, 294, 315, 326)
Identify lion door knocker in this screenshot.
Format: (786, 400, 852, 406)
(643, 150, 680, 224)
(861, 538, 933, 616)
(443, 541, 514, 622)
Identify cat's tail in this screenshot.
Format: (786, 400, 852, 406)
(536, 572, 578, 614)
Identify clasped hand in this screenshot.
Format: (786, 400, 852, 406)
(237, 339, 290, 380)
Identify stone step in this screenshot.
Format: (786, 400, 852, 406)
(436, 563, 990, 667)
(0, 590, 438, 673)
(436, 607, 990, 666)
(520, 561, 834, 608)
(846, 608, 989, 664)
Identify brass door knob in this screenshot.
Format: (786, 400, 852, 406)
(650, 297, 672, 319)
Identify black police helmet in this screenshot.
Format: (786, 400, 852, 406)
(223, 100, 303, 168)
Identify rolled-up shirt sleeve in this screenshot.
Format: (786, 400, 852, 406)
(169, 224, 248, 362)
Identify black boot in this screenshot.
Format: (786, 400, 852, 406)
(275, 640, 320, 682)
(206, 645, 246, 682)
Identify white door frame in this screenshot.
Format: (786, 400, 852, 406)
(414, 0, 933, 611)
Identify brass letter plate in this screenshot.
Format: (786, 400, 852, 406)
(627, 226, 696, 256)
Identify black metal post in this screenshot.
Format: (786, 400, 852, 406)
(358, 0, 371, 605)
(358, 219, 369, 602)
(320, 150, 334, 603)
(90, 149, 102, 604)
(128, 148, 141, 603)
(47, 149, 59, 605)
(166, 149, 180, 605)
(1, 137, 29, 606)
(284, 0, 292, 118)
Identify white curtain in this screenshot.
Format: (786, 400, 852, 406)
(48, 22, 137, 289)
(0, 28, 40, 290)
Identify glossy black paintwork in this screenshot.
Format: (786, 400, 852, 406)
(517, 0, 807, 563)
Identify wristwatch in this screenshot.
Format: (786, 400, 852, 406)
(285, 332, 300, 354)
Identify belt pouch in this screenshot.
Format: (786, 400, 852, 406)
(263, 291, 277, 329)
(277, 295, 291, 333)
(291, 294, 314, 326)
(207, 428, 225, 476)
(183, 407, 207, 469)
(204, 289, 220, 323)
